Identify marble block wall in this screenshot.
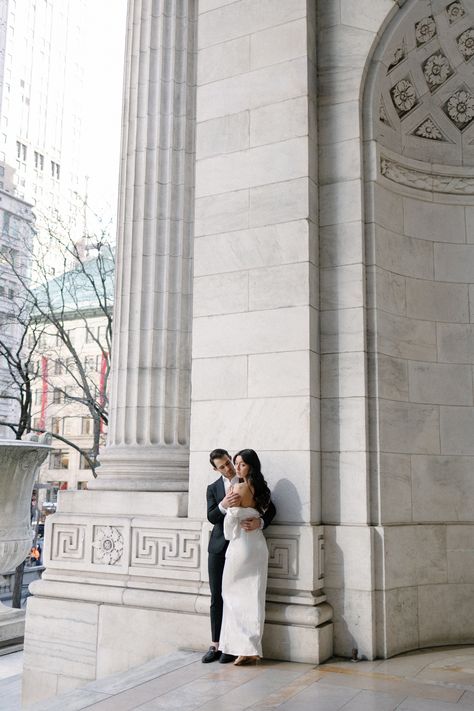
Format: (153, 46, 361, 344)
(188, 0, 332, 653)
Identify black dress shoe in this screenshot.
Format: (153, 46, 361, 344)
(202, 646, 221, 663)
(219, 653, 237, 664)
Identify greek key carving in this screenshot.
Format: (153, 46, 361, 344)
(131, 529, 200, 569)
(380, 156, 474, 194)
(51, 524, 86, 561)
(267, 537, 298, 579)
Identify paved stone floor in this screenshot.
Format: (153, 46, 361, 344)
(3, 646, 474, 710)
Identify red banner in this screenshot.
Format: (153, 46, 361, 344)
(99, 352, 108, 433)
(39, 356, 48, 430)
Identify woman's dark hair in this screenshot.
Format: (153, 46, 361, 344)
(233, 449, 271, 514)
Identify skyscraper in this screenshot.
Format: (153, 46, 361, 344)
(0, 0, 88, 273)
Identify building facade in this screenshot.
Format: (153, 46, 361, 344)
(31, 311, 109, 497)
(22, 0, 474, 705)
(0, 0, 88, 273)
(0, 188, 34, 436)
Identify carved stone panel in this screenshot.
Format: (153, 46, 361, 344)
(375, 0, 474, 166)
(131, 529, 200, 570)
(50, 524, 86, 562)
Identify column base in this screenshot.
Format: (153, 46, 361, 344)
(22, 491, 333, 706)
(91, 445, 189, 491)
(22, 579, 333, 706)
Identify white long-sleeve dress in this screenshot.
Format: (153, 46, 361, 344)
(219, 506, 268, 657)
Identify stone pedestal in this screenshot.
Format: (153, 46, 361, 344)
(22, 489, 332, 705)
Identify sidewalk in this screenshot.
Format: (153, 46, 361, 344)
(2, 645, 474, 710)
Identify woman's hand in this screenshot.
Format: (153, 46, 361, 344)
(221, 487, 241, 509)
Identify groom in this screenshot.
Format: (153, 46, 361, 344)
(202, 447, 276, 664)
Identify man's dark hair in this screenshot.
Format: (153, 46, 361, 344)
(209, 448, 230, 468)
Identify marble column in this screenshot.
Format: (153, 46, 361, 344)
(92, 0, 196, 491)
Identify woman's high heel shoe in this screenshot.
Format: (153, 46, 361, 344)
(234, 655, 260, 666)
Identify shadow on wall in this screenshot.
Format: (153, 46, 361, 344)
(270, 478, 302, 524)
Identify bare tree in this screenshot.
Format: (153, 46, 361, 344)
(0, 218, 114, 475)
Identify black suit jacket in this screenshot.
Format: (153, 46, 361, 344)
(206, 477, 276, 555)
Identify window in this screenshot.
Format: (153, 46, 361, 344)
(85, 327, 95, 343)
(84, 355, 96, 372)
(52, 387, 63, 404)
(51, 160, 60, 179)
(8, 288, 14, 299)
(16, 140, 26, 161)
(81, 417, 92, 435)
(54, 359, 62, 375)
(34, 389, 42, 405)
(63, 417, 75, 436)
(55, 333, 62, 346)
(49, 449, 69, 469)
(77, 481, 88, 490)
(97, 325, 107, 341)
(0, 165, 4, 176)
(32, 417, 41, 431)
(51, 417, 61, 434)
(34, 151, 44, 170)
(2, 211, 10, 233)
(79, 452, 92, 470)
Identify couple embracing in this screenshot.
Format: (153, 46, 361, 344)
(202, 448, 276, 666)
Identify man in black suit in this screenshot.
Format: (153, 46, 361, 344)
(202, 448, 276, 664)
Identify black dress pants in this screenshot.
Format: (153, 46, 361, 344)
(208, 551, 226, 642)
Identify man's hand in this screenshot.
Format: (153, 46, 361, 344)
(241, 517, 261, 532)
(221, 488, 241, 509)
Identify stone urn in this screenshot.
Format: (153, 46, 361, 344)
(0, 436, 51, 646)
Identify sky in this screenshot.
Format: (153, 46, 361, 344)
(81, 0, 128, 237)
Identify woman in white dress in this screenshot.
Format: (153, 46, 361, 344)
(219, 449, 272, 666)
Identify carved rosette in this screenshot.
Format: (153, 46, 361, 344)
(423, 52, 453, 91)
(390, 77, 418, 117)
(457, 28, 474, 60)
(447, 1, 465, 24)
(444, 88, 474, 130)
(92, 526, 124, 565)
(415, 16, 437, 46)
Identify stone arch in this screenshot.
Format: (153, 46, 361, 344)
(364, 0, 474, 656)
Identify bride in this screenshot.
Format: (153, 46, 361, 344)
(219, 448, 272, 666)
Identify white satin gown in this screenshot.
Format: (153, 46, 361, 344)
(219, 506, 268, 657)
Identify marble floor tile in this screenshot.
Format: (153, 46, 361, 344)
(0, 651, 23, 679)
(274, 680, 360, 711)
(3, 646, 474, 711)
(244, 668, 325, 710)
(85, 662, 220, 711)
(0, 674, 22, 711)
(397, 697, 467, 711)
(335, 689, 408, 710)
(458, 690, 474, 705)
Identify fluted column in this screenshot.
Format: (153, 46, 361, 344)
(93, 0, 196, 491)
